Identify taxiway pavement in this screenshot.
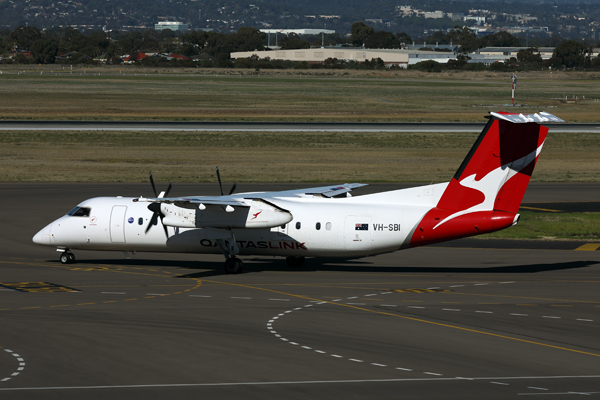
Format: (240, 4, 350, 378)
(1, 183, 599, 399)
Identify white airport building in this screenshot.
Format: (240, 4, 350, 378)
(230, 48, 457, 67)
(260, 29, 336, 35)
(155, 21, 189, 31)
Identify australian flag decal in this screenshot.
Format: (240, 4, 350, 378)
(355, 223, 369, 231)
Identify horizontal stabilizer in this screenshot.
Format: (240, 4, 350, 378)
(490, 111, 564, 124)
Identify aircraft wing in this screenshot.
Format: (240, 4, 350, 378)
(134, 183, 368, 209)
(241, 183, 368, 199)
(134, 196, 250, 209)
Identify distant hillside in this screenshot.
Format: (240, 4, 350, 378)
(1, 0, 599, 40)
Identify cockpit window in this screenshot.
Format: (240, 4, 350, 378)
(67, 207, 91, 217)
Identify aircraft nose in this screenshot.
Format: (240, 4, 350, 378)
(32, 223, 52, 245)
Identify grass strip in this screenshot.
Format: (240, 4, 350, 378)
(1, 130, 600, 183)
(481, 211, 600, 240)
(0, 71, 599, 122)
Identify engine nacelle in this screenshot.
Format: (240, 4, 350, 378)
(160, 200, 292, 229)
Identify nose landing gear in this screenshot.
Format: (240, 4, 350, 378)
(59, 251, 76, 264)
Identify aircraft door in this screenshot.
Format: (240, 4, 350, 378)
(344, 216, 372, 251)
(110, 205, 127, 243)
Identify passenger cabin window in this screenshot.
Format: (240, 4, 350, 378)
(296, 222, 301, 230)
(326, 222, 332, 231)
(138, 217, 144, 225)
(316, 222, 321, 230)
(67, 207, 91, 217)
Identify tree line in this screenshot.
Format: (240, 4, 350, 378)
(0, 24, 598, 70)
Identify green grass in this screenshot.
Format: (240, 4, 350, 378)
(1, 130, 600, 183)
(481, 211, 600, 240)
(0, 68, 598, 122)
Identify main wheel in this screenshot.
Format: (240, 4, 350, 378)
(224, 258, 243, 274)
(60, 253, 70, 264)
(286, 256, 305, 267)
(67, 253, 75, 263)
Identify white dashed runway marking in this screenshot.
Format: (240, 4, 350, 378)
(1, 349, 25, 383)
(265, 293, 450, 378)
(261, 285, 594, 394)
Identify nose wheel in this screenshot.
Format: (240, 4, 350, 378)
(60, 252, 76, 264)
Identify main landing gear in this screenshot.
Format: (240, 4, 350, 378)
(224, 257, 243, 274)
(286, 256, 305, 267)
(59, 251, 76, 264)
(215, 232, 244, 274)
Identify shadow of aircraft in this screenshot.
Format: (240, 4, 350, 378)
(46, 257, 599, 279)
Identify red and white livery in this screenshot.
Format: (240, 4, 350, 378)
(33, 112, 563, 273)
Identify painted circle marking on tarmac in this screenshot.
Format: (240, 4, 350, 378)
(0, 349, 25, 383)
(266, 291, 444, 378)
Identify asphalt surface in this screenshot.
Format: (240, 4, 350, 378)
(1, 183, 600, 399)
(0, 120, 599, 133)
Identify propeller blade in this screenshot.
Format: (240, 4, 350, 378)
(145, 212, 159, 234)
(164, 182, 173, 198)
(149, 171, 158, 198)
(228, 182, 237, 196)
(145, 174, 171, 237)
(216, 166, 224, 196)
(145, 203, 162, 234)
(161, 216, 169, 237)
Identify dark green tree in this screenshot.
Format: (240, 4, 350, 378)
(517, 47, 542, 65)
(9, 26, 42, 50)
(409, 60, 442, 72)
(445, 26, 480, 53)
(280, 33, 310, 49)
(364, 31, 400, 48)
(181, 30, 211, 51)
(425, 31, 447, 45)
(30, 37, 59, 64)
(552, 40, 589, 69)
(396, 32, 412, 46)
(84, 31, 110, 57)
(233, 27, 266, 52)
(351, 22, 374, 47)
(480, 31, 521, 47)
(116, 31, 144, 56)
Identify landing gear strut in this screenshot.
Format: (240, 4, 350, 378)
(286, 256, 305, 267)
(215, 232, 244, 274)
(60, 252, 75, 264)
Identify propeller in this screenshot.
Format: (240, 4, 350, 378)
(145, 172, 172, 237)
(215, 166, 237, 196)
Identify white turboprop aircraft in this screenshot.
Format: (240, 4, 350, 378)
(33, 112, 563, 274)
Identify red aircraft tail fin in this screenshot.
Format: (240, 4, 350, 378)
(409, 112, 562, 247)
